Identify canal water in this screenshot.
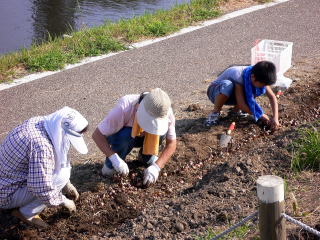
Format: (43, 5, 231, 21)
(0, 0, 189, 55)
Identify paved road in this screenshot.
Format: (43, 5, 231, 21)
(1, 0, 319, 157)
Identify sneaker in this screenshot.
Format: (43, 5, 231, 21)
(204, 112, 220, 127)
(12, 209, 49, 229)
(228, 109, 249, 118)
(101, 163, 115, 176)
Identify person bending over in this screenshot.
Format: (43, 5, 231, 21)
(0, 107, 89, 228)
(205, 61, 280, 130)
(92, 88, 177, 186)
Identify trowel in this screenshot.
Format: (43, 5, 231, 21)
(219, 122, 236, 148)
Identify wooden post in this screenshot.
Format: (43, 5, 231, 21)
(257, 175, 286, 240)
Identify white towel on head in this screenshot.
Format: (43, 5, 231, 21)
(44, 106, 88, 173)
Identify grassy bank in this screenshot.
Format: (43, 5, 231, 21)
(0, 0, 267, 83)
(291, 122, 320, 172)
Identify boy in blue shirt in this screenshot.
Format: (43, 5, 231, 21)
(205, 61, 280, 130)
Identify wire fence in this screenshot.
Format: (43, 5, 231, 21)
(282, 213, 320, 237)
(210, 212, 258, 240)
(211, 212, 320, 239)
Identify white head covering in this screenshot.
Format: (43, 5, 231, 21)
(44, 106, 88, 173)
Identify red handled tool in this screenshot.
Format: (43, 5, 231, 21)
(219, 122, 236, 148)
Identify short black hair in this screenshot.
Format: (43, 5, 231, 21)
(252, 61, 277, 85)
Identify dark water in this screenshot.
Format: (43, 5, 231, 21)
(0, 0, 189, 55)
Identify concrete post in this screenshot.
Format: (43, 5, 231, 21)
(257, 175, 286, 240)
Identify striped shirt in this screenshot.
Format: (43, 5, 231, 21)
(0, 117, 66, 208)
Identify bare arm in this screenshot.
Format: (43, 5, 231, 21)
(234, 84, 252, 114)
(265, 86, 280, 128)
(92, 128, 114, 158)
(155, 138, 176, 169)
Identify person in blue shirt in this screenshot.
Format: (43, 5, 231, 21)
(205, 61, 280, 130)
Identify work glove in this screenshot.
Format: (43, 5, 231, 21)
(143, 163, 161, 186)
(62, 198, 76, 213)
(147, 155, 158, 165)
(102, 163, 115, 176)
(109, 153, 129, 176)
(63, 181, 79, 201)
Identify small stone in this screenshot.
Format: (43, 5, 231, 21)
(146, 222, 153, 230)
(234, 204, 242, 211)
(150, 220, 157, 226)
(192, 212, 199, 220)
(227, 189, 236, 196)
(175, 222, 185, 232)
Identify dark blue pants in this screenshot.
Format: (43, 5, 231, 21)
(105, 127, 164, 169)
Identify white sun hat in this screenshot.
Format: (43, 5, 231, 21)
(61, 109, 89, 154)
(136, 88, 171, 135)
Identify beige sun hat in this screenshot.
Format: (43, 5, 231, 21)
(136, 88, 171, 135)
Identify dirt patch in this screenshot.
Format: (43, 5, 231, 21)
(1, 55, 320, 239)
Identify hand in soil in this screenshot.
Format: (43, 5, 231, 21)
(63, 182, 80, 201)
(268, 118, 281, 131)
(143, 163, 161, 186)
(62, 198, 77, 213)
(259, 114, 270, 124)
(257, 115, 280, 133)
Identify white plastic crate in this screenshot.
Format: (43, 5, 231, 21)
(251, 39, 293, 88)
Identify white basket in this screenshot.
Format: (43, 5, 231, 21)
(251, 39, 293, 74)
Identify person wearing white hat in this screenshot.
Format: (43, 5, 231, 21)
(92, 88, 177, 185)
(0, 106, 89, 228)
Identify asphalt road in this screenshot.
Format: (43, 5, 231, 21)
(1, 0, 319, 158)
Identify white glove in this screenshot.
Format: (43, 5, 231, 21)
(62, 198, 76, 213)
(147, 155, 158, 165)
(102, 163, 115, 176)
(143, 163, 161, 185)
(109, 153, 129, 176)
(63, 182, 79, 201)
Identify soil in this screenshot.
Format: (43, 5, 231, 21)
(1, 8, 320, 240)
(1, 54, 319, 240)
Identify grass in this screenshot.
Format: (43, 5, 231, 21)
(196, 223, 258, 240)
(0, 0, 265, 83)
(291, 124, 320, 172)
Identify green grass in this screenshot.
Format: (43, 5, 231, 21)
(0, 0, 265, 83)
(291, 124, 320, 172)
(196, 223, 258, 240)
(0, 27, 126, 81)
